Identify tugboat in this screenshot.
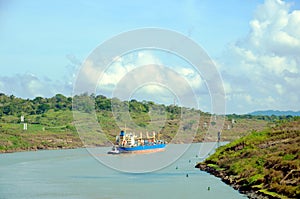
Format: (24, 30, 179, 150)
(109, 130, 166, 154)
(107, 145, 120, 154)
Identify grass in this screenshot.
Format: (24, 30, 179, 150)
(197, 119, 300, 198)
(0, 110, 83, 152)
(0, 104, 273, 153)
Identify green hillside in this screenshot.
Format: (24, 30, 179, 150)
(0, 93, 291, 153)
(196, 118, 300, 198)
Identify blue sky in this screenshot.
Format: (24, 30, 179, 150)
(0, 0, 300, 114)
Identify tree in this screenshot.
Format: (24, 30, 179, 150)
(129, 99, 148, 113)
(33, 96, 44, 104)
(37, 104, 50, 114)
(73, 94, 94, 113)
(95, 95, 111, 111)
(2, 105, 11, 115)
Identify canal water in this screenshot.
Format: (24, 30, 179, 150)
(0, 143, 246, 199)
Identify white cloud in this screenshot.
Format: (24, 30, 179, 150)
(178, 68, 194, 76)
(275, 84, 284, 95)
(245, 94, 253, 104)
(98, 51, 161, 87)
(172, 66, 204, 90)
(249, 0, 300, 56)
(94, 50, 205, 107)
(220, 0, 300, 113)
(265, 96, 276, 105)
(140, 84, 166, 94)
(0, 74, 72, 98)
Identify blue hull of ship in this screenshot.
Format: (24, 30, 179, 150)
(118, 144, 166, 152)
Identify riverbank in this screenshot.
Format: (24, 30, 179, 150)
(0, 124, 84, 153)
(0, 137, 83, 153)
(0, 145, 82, 153)
(196, 163, 272, 199)
(195, 119, 300, 199)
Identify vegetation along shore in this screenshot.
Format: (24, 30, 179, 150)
(196, 118, 300, 199)
(0, 93, 285, 153)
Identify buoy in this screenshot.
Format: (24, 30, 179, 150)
(186, 174, 189, 178)
(208, 186, 210, 191)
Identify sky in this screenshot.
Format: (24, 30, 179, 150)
(0, 0, 299, 114)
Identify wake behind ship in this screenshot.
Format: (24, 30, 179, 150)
(108, 130, 166, 154)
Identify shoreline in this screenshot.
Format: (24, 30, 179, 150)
(0, 145, 83, 154)
(195, 163, 279, 199)
(0, 141, 227, 154)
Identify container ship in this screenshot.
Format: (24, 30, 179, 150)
(108, 130, 166, 154)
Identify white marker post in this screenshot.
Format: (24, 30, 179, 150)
(20, 115, 24, 123)
(23, 123, 27, 131)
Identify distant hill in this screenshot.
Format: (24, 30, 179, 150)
(249, 110, 300, 116)
(0, 93, 272, 152)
